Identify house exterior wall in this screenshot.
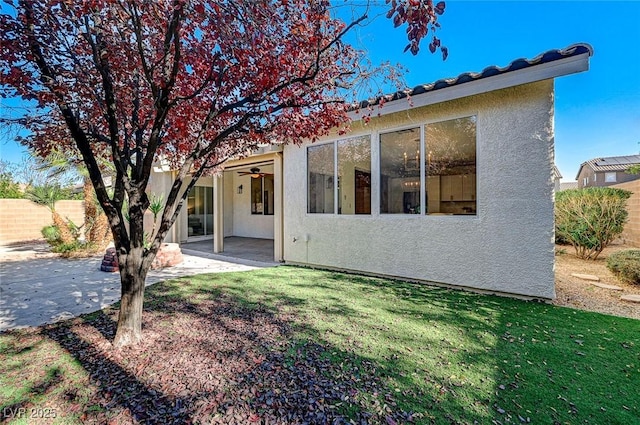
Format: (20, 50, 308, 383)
(223, 173, 234, 237)
(283, 80, 556, 299)
(577, 169, 640, 188)
(600, 171, 640, 186)
(576, 167, 596, 189)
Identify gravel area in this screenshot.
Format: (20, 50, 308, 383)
(554, 242, 640, 320)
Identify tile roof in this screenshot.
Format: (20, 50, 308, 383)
(356, 43, 593, 109)
(576, 155, 640, 179)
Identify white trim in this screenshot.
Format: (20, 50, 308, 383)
(371, 130, 380, 216)
(420, 125, 426, 215)
(348, 53, 590, 121)
(213, 175, 224, 253)
(274, 152, 284, 261)
(334, 141, 341, 216)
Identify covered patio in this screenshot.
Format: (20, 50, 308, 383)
(182, 236, 276, 264)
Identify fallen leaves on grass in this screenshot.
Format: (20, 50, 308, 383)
(35, 286, 414, 424)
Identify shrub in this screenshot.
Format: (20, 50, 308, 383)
(52, 241, 85, 256)
(607, 249, 640, 285)
(555, 187, 631, 260)
(41, 225, 62, 245)
(555, 231, 570, 245)
(0, 173, 23, 198)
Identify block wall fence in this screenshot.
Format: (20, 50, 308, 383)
(0, 199, 84, 244)
(613, 180, 640, 247)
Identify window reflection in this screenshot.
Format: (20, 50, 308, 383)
(308, 144, 335, 214)
(380, 127, 421, 214)
(338, 136, 371, 215)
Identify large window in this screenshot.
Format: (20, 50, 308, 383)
(308, 143, 335, 213)
(338, 136, 371, 214)
(379, 116, 476, 215)
(380, 127, 421, 214)
(426, 116, 476, 215)
(308, 136, 371, 214)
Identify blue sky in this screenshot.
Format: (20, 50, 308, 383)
(348, 0, 640, 181)
(341, 0, 640, 182)
(1, 1, 639, 182)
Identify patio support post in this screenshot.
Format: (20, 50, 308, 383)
(213, 174, 224, 253)
(274, 152, 284, 262)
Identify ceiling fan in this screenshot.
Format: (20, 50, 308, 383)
(237, 167, 273, 178)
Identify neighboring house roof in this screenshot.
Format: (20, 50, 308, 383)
(552, 165, 562, 180)
(353, 43, 593, 114)
(559, 181, 578, 191)
(575, 155, 640, 179)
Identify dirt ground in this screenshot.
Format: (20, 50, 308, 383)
(554, 242, 640, 320)
(2, 241, 639, 320)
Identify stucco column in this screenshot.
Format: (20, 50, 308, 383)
(213, 174, 224, 253)
(274, 152, 284, 262)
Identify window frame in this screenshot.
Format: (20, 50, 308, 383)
(251, 174, 275, 216)
(306, 135, 373, 216)
(305, 113, 478, 218)
(337, 135, 372, 215)
(378, 115, 477, 216)
(307, 141, 337, 214)
(378, 125, 423, 214)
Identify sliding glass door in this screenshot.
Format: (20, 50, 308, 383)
(187, 186, 213, 238)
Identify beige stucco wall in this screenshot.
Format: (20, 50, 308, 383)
(283, 80, 556, 299)
(0, 199, 85, 244)
(613, 180, 640, 247)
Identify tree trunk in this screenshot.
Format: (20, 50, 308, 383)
(83, 178, 96, 242)
(113, 248, 149, 347)
(52, 210, 75, 244)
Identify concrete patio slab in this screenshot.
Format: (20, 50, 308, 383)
(0, 246, 276, 331)
(182, 236, 275, 263)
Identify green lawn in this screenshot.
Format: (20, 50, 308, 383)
(1, 266, 639, 424)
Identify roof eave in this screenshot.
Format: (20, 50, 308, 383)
(575, 160, 600, 180)
(348, 51, 591, 121)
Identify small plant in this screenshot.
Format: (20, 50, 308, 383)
(122, 193, 164, 249)
(26, 184, 76, 244)
(41, 225, 61, 245)
(606, 249, 640, 285)
(53, 241, 85, 255)
(555, 187, 631, 260)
